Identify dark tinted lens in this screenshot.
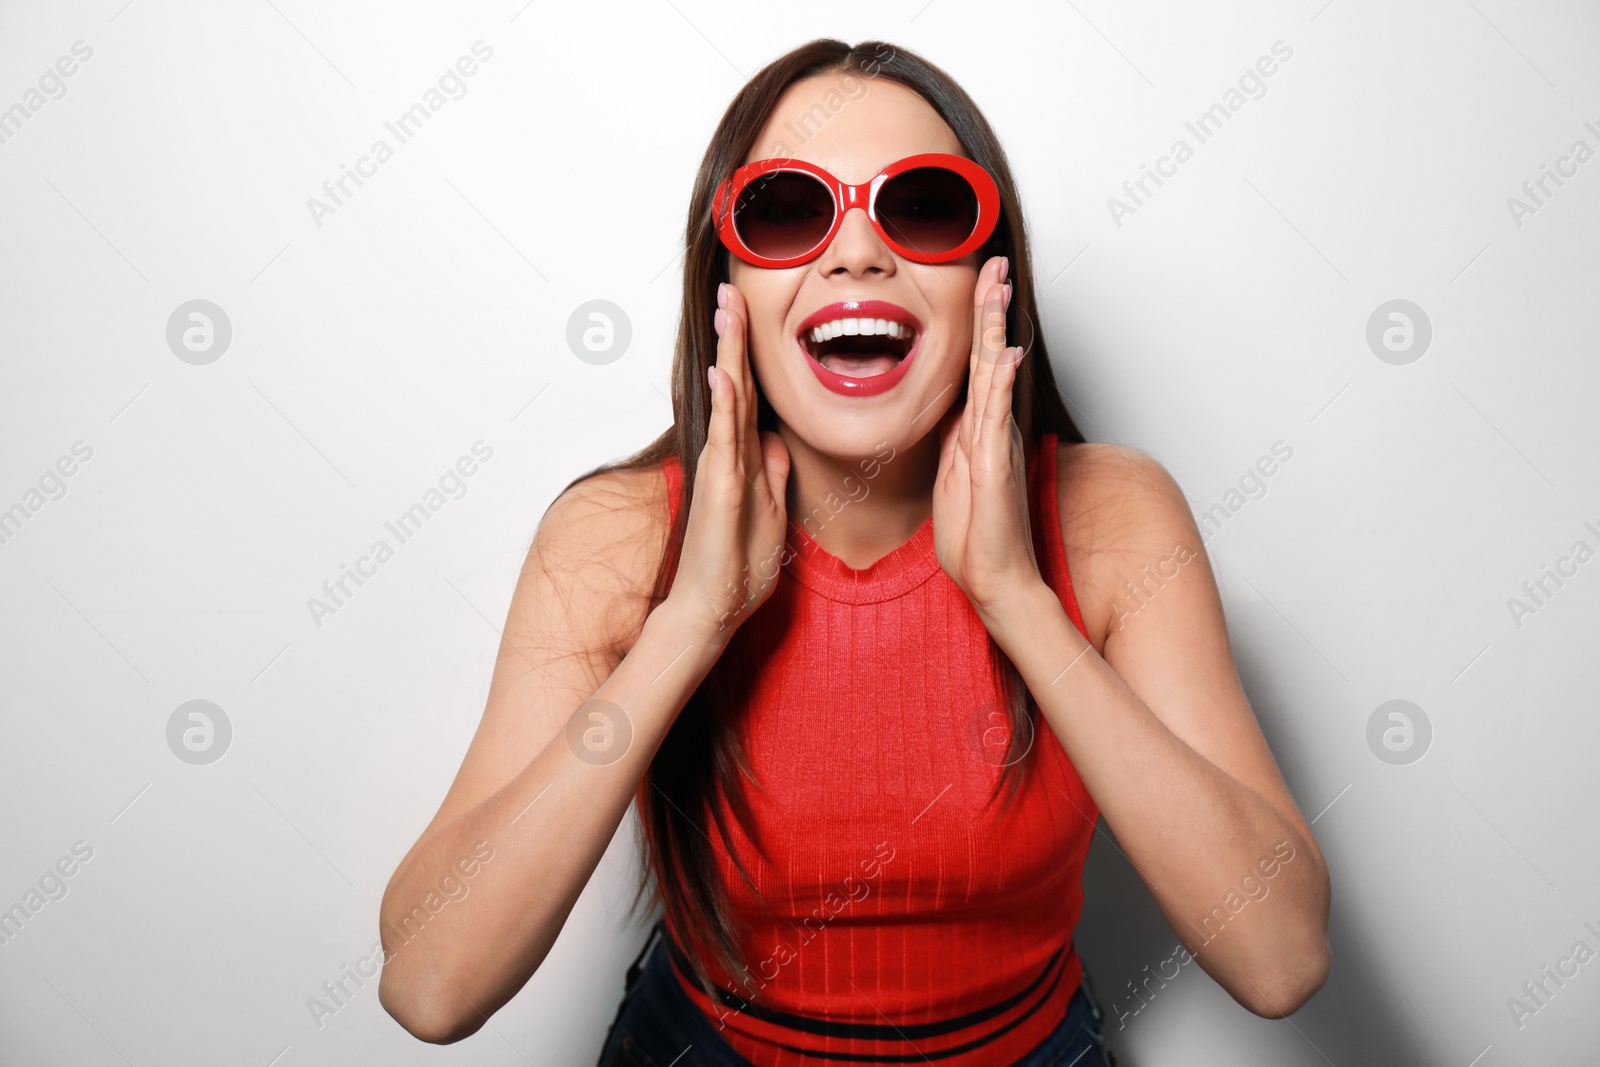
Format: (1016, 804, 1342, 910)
(733, 171, 834, 260)
(875, 167, 979, 255)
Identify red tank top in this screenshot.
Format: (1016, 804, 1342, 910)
(643, 432, 1097, 1066)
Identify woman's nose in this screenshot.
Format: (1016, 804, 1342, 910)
(818, 206, 895, 274)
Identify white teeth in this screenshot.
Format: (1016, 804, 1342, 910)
(806, 317, 913, 345)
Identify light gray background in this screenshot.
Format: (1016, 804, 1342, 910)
(2, 1, 1596, 1064)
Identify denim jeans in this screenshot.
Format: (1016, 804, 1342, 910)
(596, 922, 1118, 1067)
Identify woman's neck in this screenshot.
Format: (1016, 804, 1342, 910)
(778, 427, 940, 569)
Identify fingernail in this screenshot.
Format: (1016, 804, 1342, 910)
(1002, 282, 1013, 311)
(716, 283, 728, 310)
(998, 256, 1009, 284)
(708, 365, 717, 391)
(1009, 346, 1025, 365)
(713, 308, 726, 336)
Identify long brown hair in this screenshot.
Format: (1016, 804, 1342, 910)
(556, 38, 1085, 1001)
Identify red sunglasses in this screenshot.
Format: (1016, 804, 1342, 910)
(713, 152, 1002, 268)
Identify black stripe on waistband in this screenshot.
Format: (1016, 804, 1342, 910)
(769, 951, 1073, 1062)
(666, 933, 1071, 1046)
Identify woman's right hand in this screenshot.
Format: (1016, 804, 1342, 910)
(664, 281, 792, 646)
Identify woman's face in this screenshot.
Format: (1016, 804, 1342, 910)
(729, 73, 991, 463)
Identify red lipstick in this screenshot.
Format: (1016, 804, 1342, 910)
(795, 300, 922, 398)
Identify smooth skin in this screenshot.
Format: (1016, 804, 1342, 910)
(377, 73, 1330, 1044)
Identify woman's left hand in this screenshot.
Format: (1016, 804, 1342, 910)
(931, 256, 1044, 621)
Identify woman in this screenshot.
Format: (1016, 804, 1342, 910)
(375, 38, 1332, 1067)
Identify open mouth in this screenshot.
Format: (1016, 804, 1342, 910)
(797, 315, 919, 379)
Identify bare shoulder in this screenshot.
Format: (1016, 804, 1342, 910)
(538, 461, 671, 550)
(1053, 441, 1202, 648)
(1055, 441, 1190, 531)
(522, 460, 675, 665)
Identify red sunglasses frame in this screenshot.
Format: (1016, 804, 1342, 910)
(712, 152, 1002, 269)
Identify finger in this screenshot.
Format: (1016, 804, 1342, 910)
(936, 400, 964, 473)
(958, 376, 975, 469)
(968, 256, 1008, 380)
(727, 285, 766, 474)
(978, 345, 1022, 457)
(968, 258, 1008, 440)
(949, 403, 971, 497)
(713, 282, 748, 461)
(704, 362, 737, 490)
(972, 283, 1008, 433)
(759, 430, 791, 514)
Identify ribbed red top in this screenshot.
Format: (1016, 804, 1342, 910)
(641, 433, 1096, 1065)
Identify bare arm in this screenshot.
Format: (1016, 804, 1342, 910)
(375, 472, 723, 1043)
(978, 445, 1331, 1018)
